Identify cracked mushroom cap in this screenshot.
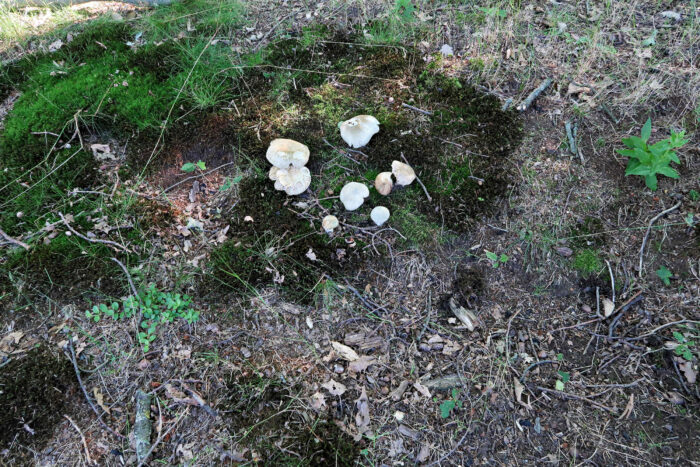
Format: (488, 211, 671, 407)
(266, 139, 310, 168)
(322, 215, 339, 233)
(391, 160, 416, 186)
(374, 172, 393, 196)
(338, 115, 380, 148)
(270, 166, 311, 196)
(370, 206, 390, 226)
(339, 182, 370, 211)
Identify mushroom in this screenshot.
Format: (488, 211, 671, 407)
(339, 182, 370, 211)
(370, 206, 390, 226)
(374, 172, 393, 196)
(269, 166, 311, 196)
(338, 115, 380, 148)
(266, 138, 310, 168)
(322, 215, 339, 233)
(391, 160, 416, 186)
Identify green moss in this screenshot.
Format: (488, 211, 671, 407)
(573, 249, 603, 276)
(208, 176, 364, 303)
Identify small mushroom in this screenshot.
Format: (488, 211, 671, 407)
(322, 215, 339, 233)
(338, 115, 380, 148)
(374, 172, 393, 196)
(370, 206, 390, 226)
(270, 166, 311, 196)
(266, 139, 310, 168)
(391, 160, 416, 186)
(339, 182, 370, 211)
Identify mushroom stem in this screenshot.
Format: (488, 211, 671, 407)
(400, 152, 432, 202)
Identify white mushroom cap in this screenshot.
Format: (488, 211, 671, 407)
(391, 160, 416, 186)
(271, 166, 311, 196)
(370, 206, 390, 226)
(339, 182, 370, 211)
(266, 139, 310, 168)
(338, 115, 380, 148)
(374, 172, 393, 196)
(322, 215, 339, 233)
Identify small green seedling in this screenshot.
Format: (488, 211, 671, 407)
(181, 160, 207, 173)
(684, 213, 695, 227)
(555, 371, 570, 391)
(690, 190, 700, 201)
(656, 266, 672, 286)
(485, 250, 509, 268)
(672, 332, 695, 361)
(439, 388, 463, 418)
(86, 284, 199, 351)
(616, 118, 688, 191)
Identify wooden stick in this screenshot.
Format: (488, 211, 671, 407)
(64, 415, 95, 466)
(0, 227, 29, 250)
(59, 213, 129, 252)
(401, 103, 433, 115)
(517, 78, 553, 111)
(638, 202, 681, 277)
(400, 153, 432, 202)
(66, 341, 125, 439)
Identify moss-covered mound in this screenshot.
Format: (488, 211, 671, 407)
(0, 346, 76, 451)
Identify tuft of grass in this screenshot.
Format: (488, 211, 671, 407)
(573, 248, 603, 276)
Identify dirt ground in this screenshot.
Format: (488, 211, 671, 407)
(0, 0, 698, 466)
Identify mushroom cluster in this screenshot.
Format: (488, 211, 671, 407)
(266, 139, 311, 195)
(261, 113, 417, 235)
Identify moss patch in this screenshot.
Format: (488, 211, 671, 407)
(0, 345, 76, 451)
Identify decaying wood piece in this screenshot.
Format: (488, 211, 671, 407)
(517, 78, 553, 111)
(134, 390, 152, 464)
(344, 332, 385, 351)
(448, 297, 477, 331)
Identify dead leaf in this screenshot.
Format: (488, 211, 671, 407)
(513, 377, 531, 409)
(331, 341, 359, 361)
(619, 393, 634, 419)
(440, 44, 453, 57)
(322, 379, 347, 396)
(348, 355, 375, 373)
(310, 392, 327, 411)
(93, 387, 111, 414)
(602, 298, 615, 317)
(355, 387, 370, 433)
(413, 381, 431, 399)
(0, 331, 24, 352)
(305, 248, 317, 261)
(48, 39, 63, 52)
(678, 360, 696, 384)
(416, 443, 431, 462)
(567, 82, 593, 96)
(90, 144, 115, 161)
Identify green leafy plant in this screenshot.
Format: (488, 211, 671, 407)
(555, 370, 570, 391)
(439, 388, 462, 418)
(181, 160, 207, 173)
(684, 213, 695, 227)
(656, 266, 672, 285)
(393, 0, 416, 22)
(689, 189, 700, 201)
(86, 284, 199, 351)
(616, 118, 688, 191)
(485, 250, 509, 268)
(672, 332, 695, 361)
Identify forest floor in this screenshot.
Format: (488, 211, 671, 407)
(0, 0, 698, 465)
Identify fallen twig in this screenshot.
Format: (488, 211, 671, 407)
(0, 227, 29, 250)
(517, 78, 552, 111)
(401, 103, 433, 115)
(520, 360, 559, 383)
(110, 257, 139, 299)
(638, 202, 681, 277)
(66, 340, 125, 439)
(534, 385, 617, 413)
(64, 415, 95, 466)
(400, 152, 432, 202)
(59, 213, 129, 252)
(322, 138, 361, 164)
(134, 390, 152, 464)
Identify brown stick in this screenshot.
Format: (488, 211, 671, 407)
(400, 153, 432, 202)
(0, 227, 29, 250)
(59, 213, 129, 252)
(64, 415, 95, 466)
(66, 341, 126, 439)
(638, 202, 681, 277)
